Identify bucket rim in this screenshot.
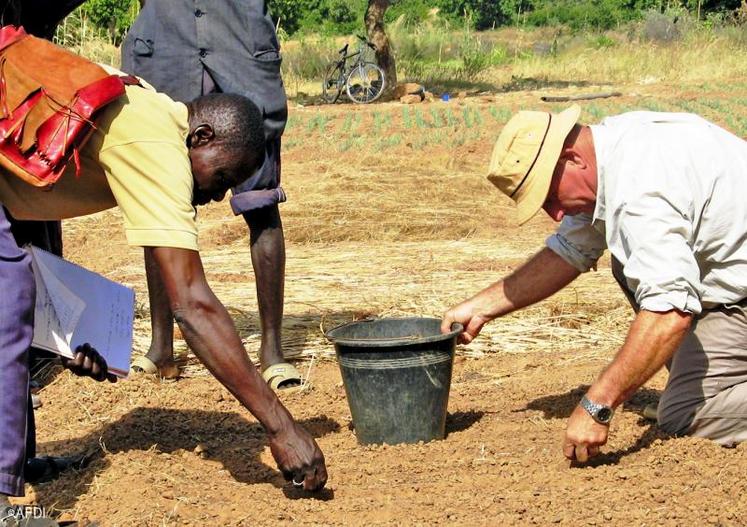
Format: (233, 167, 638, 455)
(325, 317, 463, 348)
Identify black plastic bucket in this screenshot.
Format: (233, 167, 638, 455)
(326, 317, 462, 445)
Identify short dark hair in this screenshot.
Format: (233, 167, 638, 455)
(192, 93, 266, 168)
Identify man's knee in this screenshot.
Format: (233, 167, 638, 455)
(244, 205, 282, 236)
(658, 384, 747, 444)
(657, 401, 695, 437)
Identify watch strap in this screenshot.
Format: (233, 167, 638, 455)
(580, 395, 614, 424)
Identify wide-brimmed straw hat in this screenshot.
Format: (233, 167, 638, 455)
(487, 105, 581, 224)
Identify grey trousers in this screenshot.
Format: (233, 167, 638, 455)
(612, 258, 747, 446)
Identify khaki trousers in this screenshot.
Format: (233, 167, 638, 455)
(612, 258, 747, 446)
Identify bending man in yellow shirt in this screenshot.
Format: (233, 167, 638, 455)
(0, 73, 327, 518)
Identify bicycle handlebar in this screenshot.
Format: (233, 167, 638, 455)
(356, 34, 377, 50)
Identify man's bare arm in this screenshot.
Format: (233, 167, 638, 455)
(442, 247, 581, 342)
(588, 309, 692, 407)
(146, 246, 327, 490)
(563, 309, 692, 462)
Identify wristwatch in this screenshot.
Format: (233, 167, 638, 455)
(579, 395, 614, 424)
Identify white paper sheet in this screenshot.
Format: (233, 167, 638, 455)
(30, 251, 86, 358)
(29, 246, 135, 378)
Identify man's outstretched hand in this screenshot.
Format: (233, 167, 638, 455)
(60, 343, 117, 383)
(441, 298, 493, 344)
(269, 422, 328, 492)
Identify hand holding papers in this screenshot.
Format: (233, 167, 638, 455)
(29, 246, 135, 378)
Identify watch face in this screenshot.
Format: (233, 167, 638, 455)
(597, 407, 613, 423)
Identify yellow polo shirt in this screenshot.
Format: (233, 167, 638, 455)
(0, 76, 198, 251)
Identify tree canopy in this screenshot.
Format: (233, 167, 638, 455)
(60, 0, 746, 38)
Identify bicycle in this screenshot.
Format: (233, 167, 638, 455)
(322, 35, 386, 104)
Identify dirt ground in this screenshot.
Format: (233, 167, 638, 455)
(16, 80, 747, 525)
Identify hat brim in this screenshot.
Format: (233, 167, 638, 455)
(514, 105, 581, 225)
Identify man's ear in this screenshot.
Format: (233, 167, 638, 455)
(188, 124, 215, 148)
(560, 146, 587, 170)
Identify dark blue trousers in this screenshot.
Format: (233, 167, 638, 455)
(0, 205, 36, 496)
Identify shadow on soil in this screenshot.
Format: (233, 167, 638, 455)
(33, 408, 340, 511)
(306, 75, 600, 106)
(226, 307, 372, 358)
(522, 385, 674, 466)
(499, 76, 596, 94)
(446, 410, 485, 435)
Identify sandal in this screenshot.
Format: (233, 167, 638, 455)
(261, 362, 303, 392)
(642, 403, 658, 421)
(129, 356, 183, 379)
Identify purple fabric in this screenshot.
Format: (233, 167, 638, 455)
(230, 187, 286, 216)
(230, 136, 284, 215)
(0, 206, 35, 496)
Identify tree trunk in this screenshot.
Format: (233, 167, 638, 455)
(364, 0, 396, 99)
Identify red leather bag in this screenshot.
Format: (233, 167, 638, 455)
(0, 25, 130, 188)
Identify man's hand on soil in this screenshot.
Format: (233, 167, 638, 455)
(269, 422, 328, 492)
(61, 343, 117, 383)
(562, 404, 609, 463)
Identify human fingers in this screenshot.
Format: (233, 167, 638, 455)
(71, 350, 85, 369)
(92, 353, 112, 382)
(440, 312, 456, 334)
(90, 357, 102, 380)
(82, 352, 94, 373)
(96, 353, 111, 381)
(574, 444, 589, 463)
(303, 457, 328, 492)
(61, 351, 84, 376)
(458, 331, 475, 345)
(313, 460, 329, 491)
(302, 468, 319, 492)
(562, 438, 576, 460)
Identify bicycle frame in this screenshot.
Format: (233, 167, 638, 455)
(335, 42, 367, 82)
(323, 35, 383, 104)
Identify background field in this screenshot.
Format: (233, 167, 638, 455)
(16, 15, 747, 527)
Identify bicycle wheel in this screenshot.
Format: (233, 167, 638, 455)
(345, 62, 386, 104)
(322, 61, 345, 104)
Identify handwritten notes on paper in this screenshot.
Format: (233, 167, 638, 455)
(29, 246, 135, 378)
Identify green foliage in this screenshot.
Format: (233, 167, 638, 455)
(267, 0, 745, 36)
(384, 0, 437, 26)
(435, 0, 521, 29)
(270, 0, 366, 36)
(588, 33, 617, 48)
(81, 0, 138, 43)
(281, 38, 339, 83)
(523, 0, 647, 31)
(70, 0, 744, 41)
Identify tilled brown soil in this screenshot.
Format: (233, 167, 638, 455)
(26, 352, 747, 526)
